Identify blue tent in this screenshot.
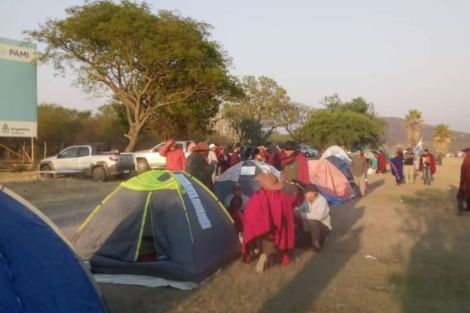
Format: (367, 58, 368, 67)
(0, 185, 107, 313)
(326, 155, 355, 186)
(214, 160, 280, 204)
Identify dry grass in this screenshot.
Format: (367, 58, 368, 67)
(3, 158, 470, 313)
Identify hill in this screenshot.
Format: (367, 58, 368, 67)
(383, 117, 470, 153)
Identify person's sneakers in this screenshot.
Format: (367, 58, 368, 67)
(256, 254, 268, 274)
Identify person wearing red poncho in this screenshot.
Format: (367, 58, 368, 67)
(419, 149, 436, 186)
(257, 144, 273, 165)
(280, 140, 309, 195)
(242, 173, 295, 273)
(458, 148, 470, 211)
(377, 150, 387, 174)
(230, 143, 242, 167)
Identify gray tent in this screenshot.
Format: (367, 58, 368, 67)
(72, 170, 240, 283)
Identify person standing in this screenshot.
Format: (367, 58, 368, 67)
(351, 149, 369, 197)
(230, 143, 241, 166)
(159, 138, 186, 171)
(217, 146, 230, 174)
(419, 149, 436, 186)
(390, 152, 404, 186)
(257, 144, 273, 165)
(294, 183, 331, 252)
(280, 141, 309, 196)
(273, 145, 284, 171)
(458, 148, 470, 211)
(377, 150, 387, 174)
(403, 148, 415, 184)
(208, 143, 219, 182)
(186, 142, 216, 190)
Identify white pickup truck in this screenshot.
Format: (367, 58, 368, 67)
(134, 141, 193, 172)
(38, 143, 136, 182)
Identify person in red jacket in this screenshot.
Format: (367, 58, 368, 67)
(230, 143, 242, 166)
(419, 149, 436, 186)
(159, 138, 186, 171)
(257, 144, 273, 165)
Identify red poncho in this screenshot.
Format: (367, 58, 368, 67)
(460, 155, 470, 198)
(262, 150, 273, 165)
(230, 152, 240, 167)
(281, 152, 310, 184)
(377, 153, 387, 173)
(419, 154, 436, 175)
(242, 189, 295, 255)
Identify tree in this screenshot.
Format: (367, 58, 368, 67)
(26, 1, 237, 151)
(304, 95, 385, 149)
(223, 76, 290, 145)
(433, 124, 452, 154)
(279, 102, 313, 143)
(404, 109, 424, 146)
(304, 110, 385, 149)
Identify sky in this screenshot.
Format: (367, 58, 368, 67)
(1, 0, 469, 131)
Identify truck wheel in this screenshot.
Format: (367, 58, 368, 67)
(40, 165, 53, 179)
(92, 167, 107, 182)
(137, 159, 150, 172)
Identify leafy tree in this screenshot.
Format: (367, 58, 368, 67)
(433, 124, 452, 154)
(304, 110, 385, 149)
(37, 103, 91, 155)
(279, 102, 313, 143)
(404, 109, 424, 146)
(223, 76, 290, 145)
(304, 95, 384, 149)
(26, 1, 237, 151)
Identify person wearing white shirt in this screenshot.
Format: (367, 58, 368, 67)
(294, 183, 332, 252)
(208, 143, 219, 183)
(224, 184, 250, 211)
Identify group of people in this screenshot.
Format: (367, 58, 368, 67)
(390, 148, 437, 186)
(160, 138, 331, 273)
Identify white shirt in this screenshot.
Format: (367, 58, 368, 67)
(208, 150, 218, 165)
(295, 194, 332, 231)
(224, 194, 250, 211)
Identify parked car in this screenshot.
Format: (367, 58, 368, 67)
(434, 153, 443, 165)
(134, 141, 194, 172)
(38, 143, 136, 182)
(299, 145, 319, 158)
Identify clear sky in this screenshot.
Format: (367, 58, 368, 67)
(1, 0, 469, 131)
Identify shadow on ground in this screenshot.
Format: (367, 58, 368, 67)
(256, 201, 365, 313)
(393, 186, 470, 313)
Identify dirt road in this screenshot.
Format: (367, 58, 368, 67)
(2, 158, 470, 313)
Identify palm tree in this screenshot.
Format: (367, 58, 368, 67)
(404, 110, 424, 146)
(433, 124, 452, 154)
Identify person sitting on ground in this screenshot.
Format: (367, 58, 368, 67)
(293, 183, 332, 252)
(280, 140, 309, 195)
(186, 142, 216, 190)
(224, 184, 250, 211)
(159, 138, 186, 171)
(458, 148, 470, 211)
(243, 173, 295, 273)
(419, 149, 436, 186)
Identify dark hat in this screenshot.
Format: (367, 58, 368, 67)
(282, 140, 299, 151)
(462, 148, 470, 152)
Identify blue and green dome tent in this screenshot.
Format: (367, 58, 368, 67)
(72, 170, 240, 284)
(0, 185, 107, 313)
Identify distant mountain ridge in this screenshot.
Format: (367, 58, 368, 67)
(383, 117, 470, 153)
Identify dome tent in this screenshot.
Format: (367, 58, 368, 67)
(321, 145, 351, 162)
(214, 160, 280, 203)
(72, 170, 239, 284)
(0, 185, 107, 313)
(325, 155, 355, 186)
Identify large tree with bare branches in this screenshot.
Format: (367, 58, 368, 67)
(26, 1, 236, 151)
